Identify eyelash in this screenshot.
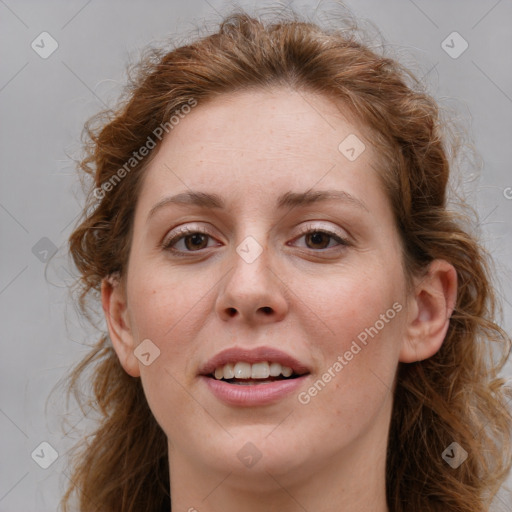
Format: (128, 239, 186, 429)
(161, 224, 350, 256)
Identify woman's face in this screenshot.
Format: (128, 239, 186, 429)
(111, 87, 414, 487)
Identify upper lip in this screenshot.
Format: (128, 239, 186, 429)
(198, 346, 311, 376)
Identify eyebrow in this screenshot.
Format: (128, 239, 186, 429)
(147, 189, 368, 221)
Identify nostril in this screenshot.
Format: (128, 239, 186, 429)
(260, 306, 272, 314)
(227, 307, 237, 317)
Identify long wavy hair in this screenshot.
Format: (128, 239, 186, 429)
(59, 6, 512, 512)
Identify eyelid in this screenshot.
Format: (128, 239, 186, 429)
(295, 221, 348, 240)
(161, 223, 215, 249)
(288, 222, 351, 251)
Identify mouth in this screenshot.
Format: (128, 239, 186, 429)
(207, 361, 307, 385)
(198, 347, 311, 406)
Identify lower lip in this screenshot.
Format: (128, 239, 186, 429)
(201, 375, 309, 406)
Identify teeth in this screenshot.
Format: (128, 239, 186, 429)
(281, 366, 293, 377)
(269, 362, 281, 377)
(251, 362, 270, 379)
(223, 363, 234, 379)
(213, 361, 295, 380)
(234, 362, 251, 379)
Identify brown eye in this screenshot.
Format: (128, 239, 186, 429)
(293, 228, 349, 251)
(162, 228, 218, 254)
(305, 231, 333, 250)
(183, 233, 209, 251)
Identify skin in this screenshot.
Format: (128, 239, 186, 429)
(102, 87, 457, 512)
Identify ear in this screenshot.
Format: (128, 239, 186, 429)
(101, 273, 140, 377)
(400, 259, 457, 363)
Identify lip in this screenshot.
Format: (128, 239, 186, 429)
(198, 346, 311, 407)
(200, 374, 310, 407)
(198, 346, 311, 377)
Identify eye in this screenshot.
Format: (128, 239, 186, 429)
(161, 226, 219, 255)
(161, 223, 350, 256)
(291, 225, 350, 251)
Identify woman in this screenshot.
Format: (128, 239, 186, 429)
(61, 7, 512, 512)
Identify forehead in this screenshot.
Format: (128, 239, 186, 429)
(135, 87, 383, 213)
(163, 87, 369, 158)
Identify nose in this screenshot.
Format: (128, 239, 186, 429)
(215, 240, 289, 325)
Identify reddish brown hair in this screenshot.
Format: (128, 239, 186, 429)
(60, 7, 512, 511)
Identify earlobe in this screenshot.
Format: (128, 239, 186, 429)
(400, 260, 457, 363)
(101, 274, 141, 377)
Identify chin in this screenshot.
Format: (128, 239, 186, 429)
(198, 426, 317, 485)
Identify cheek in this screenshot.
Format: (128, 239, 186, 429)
(128, 265, 206, 340)
(126, 267, 214, 404)
(295, 262, 404, 398)
(287, 269, 403, 464)
(127, 271, 209, 435)
(297, 262, 403, 346)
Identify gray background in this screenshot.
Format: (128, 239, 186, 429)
(1, 0, 511, 510)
